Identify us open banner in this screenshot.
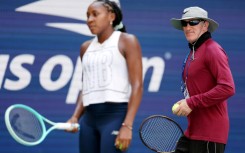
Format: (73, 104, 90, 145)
(0, 0, 244, 153)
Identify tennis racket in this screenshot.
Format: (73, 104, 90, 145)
(139, 115, 183, 153)
(5, 104, 80, 146)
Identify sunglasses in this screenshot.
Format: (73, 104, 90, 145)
(181, 19, 204, 27)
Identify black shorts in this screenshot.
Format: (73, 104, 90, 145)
(175, 135, 226, 153)
(79, 102, 128, 153)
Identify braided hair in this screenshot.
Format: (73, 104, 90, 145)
(96, 0, 126, 32)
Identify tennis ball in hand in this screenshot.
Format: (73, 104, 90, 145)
(172, 103, 179, 113)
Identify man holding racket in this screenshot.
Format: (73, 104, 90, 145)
(66, 0, 143, 153)
(170, 6, 235, 153)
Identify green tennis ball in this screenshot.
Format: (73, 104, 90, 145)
(119, 143, 123, 150)
(172, 103, 179, 113)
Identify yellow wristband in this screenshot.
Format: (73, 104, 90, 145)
(122, 123, 133, 130)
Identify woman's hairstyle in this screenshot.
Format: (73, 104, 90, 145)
(96, 0, 126, 32)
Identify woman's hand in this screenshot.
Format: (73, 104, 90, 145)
(115, 125, 132, 151)
(65, 116, 79, 133)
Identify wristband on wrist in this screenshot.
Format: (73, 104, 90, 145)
(122, 123, 133, 130)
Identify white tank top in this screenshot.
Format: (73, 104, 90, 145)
(82, 31, 131, 106)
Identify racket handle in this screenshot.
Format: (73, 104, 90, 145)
(55, 123, 80, 131)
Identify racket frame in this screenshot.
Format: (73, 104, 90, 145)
(5, 104, 79, 146)
(139, 115, 184, 153)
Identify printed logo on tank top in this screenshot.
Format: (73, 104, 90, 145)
(82, 47, 114, 93)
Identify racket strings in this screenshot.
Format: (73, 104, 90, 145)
(9, 108, 44, 143)
(140, 117, 183, 152)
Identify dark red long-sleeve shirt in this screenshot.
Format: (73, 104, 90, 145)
(183, 36, 235, 144)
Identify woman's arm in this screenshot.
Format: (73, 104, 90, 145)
(120, 33, 143, 128)
(115, 33, 143, 151)
(66, 40, 91, 132)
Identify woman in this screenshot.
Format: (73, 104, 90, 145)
(66, 0, 143, 153)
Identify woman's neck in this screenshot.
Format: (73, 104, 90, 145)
(97, 29, 115, 44)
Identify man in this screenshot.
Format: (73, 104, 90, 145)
(170, 6, 235, 153)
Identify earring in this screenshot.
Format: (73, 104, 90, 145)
(110, 21, 113, 25)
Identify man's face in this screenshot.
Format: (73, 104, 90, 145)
(181, 19, 208, 43)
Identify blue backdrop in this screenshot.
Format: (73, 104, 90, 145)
(1, 0, 244, 153)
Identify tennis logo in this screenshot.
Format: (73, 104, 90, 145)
(0, 55, 165, 103)
(15, 0, 120, 36)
